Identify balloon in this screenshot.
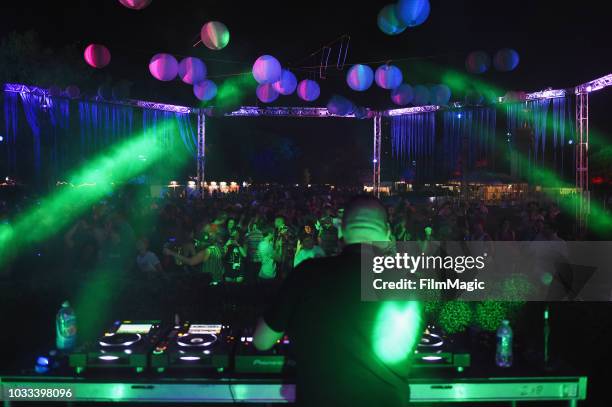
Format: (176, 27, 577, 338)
(465, 51, 491, 74)
(272, 69, 297, 95)
(430, 84, 451, 105)
(149, 53, 178, 81)
(65, 85, 80, 99)
(48, 85, 62, 98)
(84, 44, 111, 69)
(377, 4, 407, 35)
(391, 84, 414, 106)
(346, 64, 374, 91)
(118, 0, 152, 10)
(494, 48, 519, 72)
(97, 84, 112, 99)
(375, 64, 403, 90)
(200, 21, 230, 51)
(178, 57, 207, 85)
(396, 0, 430, 27)
(193, 80, 217, 101)
(256, 83, 279, 103)
(252, 55, 282, 84)
(413, 85, 430, 105)
(296, 79, 320, 102)
(327, 95, 355, 116)
(112, 81, 131, 100)
(353, 106, 369, 119)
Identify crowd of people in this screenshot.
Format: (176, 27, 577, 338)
(0, 184, 585, 284)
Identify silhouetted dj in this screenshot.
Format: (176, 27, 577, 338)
(254, 195, 424, 406)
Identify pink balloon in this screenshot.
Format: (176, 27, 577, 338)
(149, 53, 178, 81)
(84, 44, 111, 69)
(178, 57, 207, 85)
(256, 83, 279, 103)
(118, 0, 152, 10)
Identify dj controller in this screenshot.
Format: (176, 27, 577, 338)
(67, 321, 468, 376)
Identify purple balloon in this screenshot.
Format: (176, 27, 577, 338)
(256, 83, 279, 103)
(149, 53, 178, 81)
(297, 79, 320, 102)
(252, 55, 282, 84)
(178, 57, 207, 85)
(194, 80, 217, 101)
(65, 85, 80, 99)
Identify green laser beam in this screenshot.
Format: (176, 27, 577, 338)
(0, 121, 179, 269)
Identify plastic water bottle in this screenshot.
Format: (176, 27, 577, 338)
(495, 320, 513, 367)
(56, 301, 77, 350)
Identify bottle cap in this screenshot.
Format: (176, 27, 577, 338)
(62, 300, 70, 308)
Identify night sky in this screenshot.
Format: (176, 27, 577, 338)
(0, 1, 610, 183)
(1, 1, 609, 106)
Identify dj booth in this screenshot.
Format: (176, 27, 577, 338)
(0, 320, 588, 405)
(0, 375, 587, 405)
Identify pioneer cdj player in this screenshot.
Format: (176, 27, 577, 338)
(413, 325, 470, 372)
(150, 322, 232, 373)
(69, 320, 163, 374)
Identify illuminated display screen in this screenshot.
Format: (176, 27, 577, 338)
(116, 324, 152, 334)
(188, 324, 222, 334)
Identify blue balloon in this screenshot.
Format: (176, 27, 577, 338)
(396, 0, 430, 27)
(194, 80, 217, 101)
(391, 84, 414, 106)
(377, 4, 407, 35)
(494, 48, 520, 72)
(375, 64, 403, 90)
(353, 106, 369, 119)
(346, 64, 374, 91)
(327, 95, 355, 116)
(272, 69, 297, 95)
(465, 51, 491, 74)
(430, 84, 451, 105)
(413, 85, 430, 105)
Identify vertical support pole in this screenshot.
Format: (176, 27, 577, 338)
(575, 92, 589, 234)
(196, 110, 206, 198)
(373, 113, 382, 197)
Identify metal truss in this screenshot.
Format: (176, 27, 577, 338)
(224, 106, 373, 118)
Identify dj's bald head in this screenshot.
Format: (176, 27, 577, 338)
(341, 195, 390, 245)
